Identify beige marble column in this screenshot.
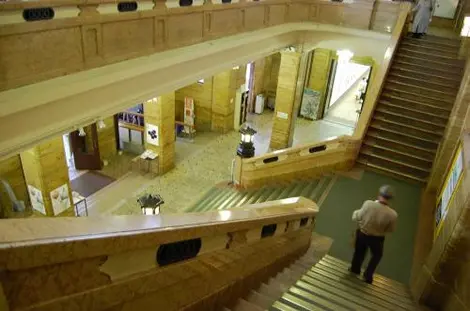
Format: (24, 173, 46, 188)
(212, 69, 237, 133)
(144, 92, 176, 174)
(20, 137, 74, 217)
(306, 48, 333, 120)
(0, 155, 29, 218)
(269, 51, 301, 150)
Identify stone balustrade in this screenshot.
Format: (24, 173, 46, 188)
(234, 135, 360, 187)
(0, 196, 318, 310)
(0, 0, 406, 92)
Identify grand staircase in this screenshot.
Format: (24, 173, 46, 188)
(224, 250, 418, 310)
(358, 34, 465, 183)
(186, 176, 334, 212)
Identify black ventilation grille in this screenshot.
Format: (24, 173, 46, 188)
(156, 238, 202, 266)
(23, 8, 55, 22)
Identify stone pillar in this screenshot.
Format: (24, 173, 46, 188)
(306, 48, 333, 120)
(144, 92, 176, 174)
(20, 137, 74, 217)
(270, 51, 301, 150)
(212, 69, 237, 133)
(0, 155, 29, 218)
(96, 116, 118, 165)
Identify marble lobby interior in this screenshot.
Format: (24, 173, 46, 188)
(86, 109, 353, 216)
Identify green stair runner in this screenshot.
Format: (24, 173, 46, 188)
(186, 176, 333, 212)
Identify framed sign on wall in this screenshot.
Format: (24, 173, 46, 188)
(434, 143, 464, 241)
(146, 123, 159, 146)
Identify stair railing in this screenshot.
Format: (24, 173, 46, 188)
(353, 2, 412, 143)
(0, 197, 319, 310)
(234, 135, 360, 188)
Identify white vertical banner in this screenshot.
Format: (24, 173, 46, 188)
(184, 97, 195, 133)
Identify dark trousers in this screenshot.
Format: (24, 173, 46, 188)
(350, 229, 385, 280)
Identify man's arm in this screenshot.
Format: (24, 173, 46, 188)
(352, 201, 368, 222)
(386, 216, 397, 233)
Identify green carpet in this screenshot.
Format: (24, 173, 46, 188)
(315, 170, 422, 284)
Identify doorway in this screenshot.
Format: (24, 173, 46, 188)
(234, 63, 253, 130)
(323, 61, 371, 128)
(70, 124, 102, 170)
(117, 104, 145, 154)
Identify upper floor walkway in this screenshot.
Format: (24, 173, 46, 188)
(0, 0, 408, 160)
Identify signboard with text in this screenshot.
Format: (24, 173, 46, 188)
(434, 144, 464, 240)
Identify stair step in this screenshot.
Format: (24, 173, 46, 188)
(404, 35, 461, 49)
(387, 72, 460, 91)
(360, 148, 430, 173)
(246, 290, 274, 309)
(218, 190, 246, 210)
(372, 114, 443, 140)
(279, 292, 325, 311)
(392, 59, 461, 80)
(300, 274, 406, 311)
(265, 187, 285, 201)
(323, 256, 410, 291)
(188, 187, 221, 212)
(307, 177, 327, 202)
(197, 189, 233, 212)
(383, 85, 454, 107)
(366, 131, 435, 159)
(295, 279, 385, 310)
(375, 108, 445, 132)
(271, 300, 299, 311)
(357, 156, 427, 183)
(389, 66, 462, 87)
(400, 40, 459, 58)
(253, 188, 277, 204)
(288, 286, 351, 311)
(386, 80, 457, 102)
(232, 298, 264, 311)
(259, 283, 284, 300)
(317, 259, 411, 296)
(363, 139, 432, 164)
(361, 145, 431, 171)
(299, 180, 318, 199)
(369, 122, 439, 150)
(306, 268, 415, 308)
(289, 182, 310, 198)
(276, 183, 300, 200)
(233, 189, 259, 208)
(378, 100, 449, 122)
(394, 54, 464, 74)
(397, 47, 462, 65)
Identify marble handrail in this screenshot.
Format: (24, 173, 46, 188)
(243, 135, 354, 164)
(0, 196, 318, 270)
(235, 136, 360, 187)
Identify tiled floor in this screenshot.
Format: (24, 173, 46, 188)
(87, 102, 354, 216)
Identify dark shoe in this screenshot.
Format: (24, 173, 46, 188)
(412, 33, 420, 38)
(348, 267, 360, 275)
(363, 275, 373, 284)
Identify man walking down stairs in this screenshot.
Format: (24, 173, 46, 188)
(358, 34, 465, 183)
(223, 235, 419, 311)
